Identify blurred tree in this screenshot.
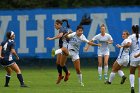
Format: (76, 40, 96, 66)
(0, 0, 139, 9)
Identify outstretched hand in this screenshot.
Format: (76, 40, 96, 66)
(0, 56, 4, 59)
(116, 44, 122, 48)
(98, 43, 102, 47)
(46, 37, 53, 40)
(84, 47, 88, 51)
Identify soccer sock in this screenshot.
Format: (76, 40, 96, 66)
(104, 65, 108, 75)
(139, 78, 140, 93)
(98, 67, 102, 76)
(17, 74, 24, 85)
(57, 64, 62, 76)
(77, 74, 82, 83)
(62, 65, 68, 75)
(55, 49, 62, 55)
(109, 72, 116, 82)
(5, 74, 11, 86)
(129, 74, 135, 87)
(118, 70, 124, 77)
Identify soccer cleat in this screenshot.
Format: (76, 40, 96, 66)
(120, 76, 127, 84)
(104, 74, 108, 80)
(64, 71, 70, 82)
(104, 80, 111, 84)
(56, 75, 64, 84)
(20, 84, 28, 87)
(80, 82, 84, 87)
(131, 87, 135, 93)
(51, 48, 55, 57)
(98, 75, 102, 80)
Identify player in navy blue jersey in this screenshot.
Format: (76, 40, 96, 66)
(47, 19, 70, 84)
(0, 31, 27, 87)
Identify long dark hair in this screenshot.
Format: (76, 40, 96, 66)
(55, 19, 70, 28)
(6, 32, 12, 39)
(62, 19, 70, 28)
(76, 25, 83, 30)
(132, 25, 139, 41)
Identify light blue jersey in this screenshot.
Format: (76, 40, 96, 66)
(118, 38, 131, 58)
(67, 32, 89, 52)
(92, 33, 113, 56)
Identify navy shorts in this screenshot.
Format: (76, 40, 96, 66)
(0, 59, 15, 67)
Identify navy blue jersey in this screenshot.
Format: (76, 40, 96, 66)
(0, 39, 15, 61)
(59, 26, 69, 48)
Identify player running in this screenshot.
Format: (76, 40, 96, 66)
(105, 31, 131, 84)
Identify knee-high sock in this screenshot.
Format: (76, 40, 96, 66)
(62, 66, 68, 75)
(98, 67, 102, 75)
(17, 74, 24, 85)
(129, 74, 135, 87)
(118, 70, 124, 77)
(104, 65, 108, 75)
(5, 74, 11, 86)
(57, 64, 62, 75)
(109, 72, 116, 83)
(77, 74, 82, 83)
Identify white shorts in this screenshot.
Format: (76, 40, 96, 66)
(116, 55, 129, 67)
(63, 42, 69, 48)
(68, 49, 79, 62)
(98, 49, 109, 56)
(130, 50, 140, 67)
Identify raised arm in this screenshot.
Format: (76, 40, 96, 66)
(46, 33, 63, 40)
(84, 40, 93, 51)
(116, 41, 131, 48)
(88, 41, 102, 47)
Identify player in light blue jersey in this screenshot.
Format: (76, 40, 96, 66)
(128, 25, 140, 93)
(0, 31, 27, 87)
(54, 25, 101, 86)
(85, 24, 113, 80)
(105, 31, 131, 84)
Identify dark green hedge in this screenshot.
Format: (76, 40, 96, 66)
(0, 0, 140, 9)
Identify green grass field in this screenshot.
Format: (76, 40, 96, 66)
(0, 67, 138, 93)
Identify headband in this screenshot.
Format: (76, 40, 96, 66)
(10, 31, 14, 37)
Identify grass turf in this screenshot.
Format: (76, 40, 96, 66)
(0, 67, 138, 93)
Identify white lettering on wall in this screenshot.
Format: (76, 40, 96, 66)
(121, 13, 140, 25)
(18, 15, 47, 53)
(0, 16, 12, 42)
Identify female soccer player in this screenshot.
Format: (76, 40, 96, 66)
(0, 31, 27, 87)
(85, 24, 113, 80)
(54, 25, 101, 86)
(105, 31, 131, 84)
(46, 19, 70, 84)
(128, 25, 140, 93)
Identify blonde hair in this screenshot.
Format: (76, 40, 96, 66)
(123, 30, 129, 36)
(100, 24, 106, 29)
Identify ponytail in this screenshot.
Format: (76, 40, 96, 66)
(62, 19, 70, 28)
(132, 25, 139, 41)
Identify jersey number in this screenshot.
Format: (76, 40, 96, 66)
(3, 42, 8, 51)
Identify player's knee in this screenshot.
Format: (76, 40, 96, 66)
(60, 63, 65, 67)
(7, 72, 12, 76)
